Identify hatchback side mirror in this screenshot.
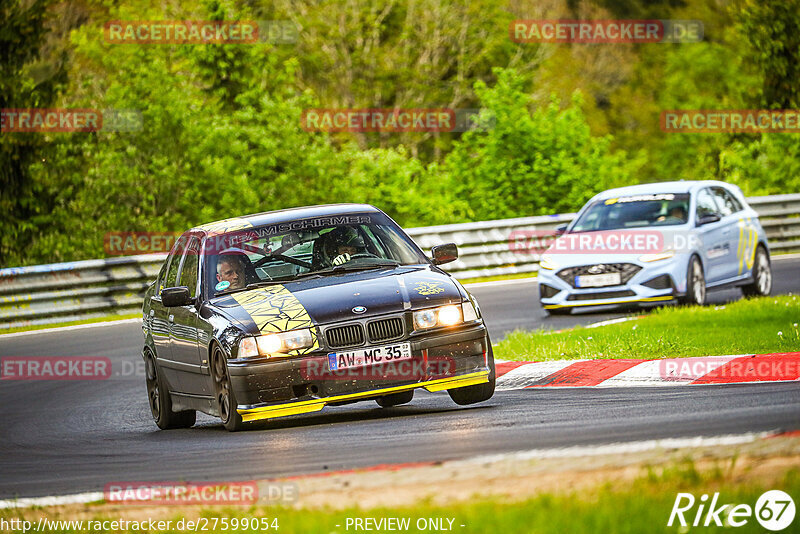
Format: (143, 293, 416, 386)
(431, 243, 458, 265)
(161, 286, 192, 307)
(554, 223, 568, 236)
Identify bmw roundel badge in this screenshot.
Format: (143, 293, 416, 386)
(352, 306, 367, 314)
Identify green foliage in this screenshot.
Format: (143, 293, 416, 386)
(734, 0, 800, 109)
(442, 68, 643, 221)
(0, 0, 67, 265)
(5, 0, 800, 267)
(721, 133, 800, 196)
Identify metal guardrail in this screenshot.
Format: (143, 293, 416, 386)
(1, 194, 798, 329)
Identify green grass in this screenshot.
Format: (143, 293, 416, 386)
(4, 464, 796, 533)
(495, 295, 800, 361)
(0, 312, 141, 335)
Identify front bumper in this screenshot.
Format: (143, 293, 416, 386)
(228, 323, 490, 422)
(538, 258, 688, 310)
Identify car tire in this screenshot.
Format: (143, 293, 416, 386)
(448, 337, 496, 406)
(211, 344, 245, 432)
(376, 390, 414, 408)
(741, 246, 772, 297)
(145, 350, 196, 430)
(681, 255, 706, 306)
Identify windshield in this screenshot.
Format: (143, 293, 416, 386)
(570, 193, 690, 232)
(203, 212, 427, 295)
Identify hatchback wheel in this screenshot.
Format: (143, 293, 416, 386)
(742, 246, 772, 297)
(681, 256, 706, 306)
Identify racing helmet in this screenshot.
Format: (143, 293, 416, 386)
(325, 226, 366, 258)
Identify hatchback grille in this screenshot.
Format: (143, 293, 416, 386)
(325, 324, 365, 349)
(557, 263, 642, 288)
(367, 317, 404, 343)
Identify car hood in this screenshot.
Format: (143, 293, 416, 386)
(207, 266, 463, 335)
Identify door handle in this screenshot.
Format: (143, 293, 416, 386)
(168, 314, 174, 323)
(149, 310, 155, 317)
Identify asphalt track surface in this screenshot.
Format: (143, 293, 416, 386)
(1, 257, 799, 499)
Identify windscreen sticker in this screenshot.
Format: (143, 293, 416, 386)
(230, 285, 319, 355)
(606, 193, 675, 205)
(215, 281, 230, 291)
(227, 216, 372, 245)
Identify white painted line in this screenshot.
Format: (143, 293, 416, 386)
(459, 432, 773, 465)
(585, 316, 641, 329)
(0, 318, 142, 339)
(0, 491, 104, 509)
(773, 253, 800, 261)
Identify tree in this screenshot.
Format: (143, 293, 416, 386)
(441, 68, 643, 221)
(0, 0, 67, 266)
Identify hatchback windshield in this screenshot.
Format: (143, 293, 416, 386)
(204, 212, 427, 295)
(570, 193, 691, 232)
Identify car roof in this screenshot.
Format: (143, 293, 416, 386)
(190, 203, 382, 233)
(589, 180, 737, 201)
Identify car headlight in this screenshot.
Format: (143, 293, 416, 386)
(539, 254, 558, 270)
(237, 328, 314, 358)
(414, 303, 477, 331)
(639, 250, 676, 263)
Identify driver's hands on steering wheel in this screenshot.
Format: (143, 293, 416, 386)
(333, 253, 351, 266)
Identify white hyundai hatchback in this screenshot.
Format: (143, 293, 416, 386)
(537, 181, 772, 314)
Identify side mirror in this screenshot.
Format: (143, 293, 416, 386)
(431, 243, 458, 265)
(161, 286, 192, 307)
(554, 223, 568, 236)
(697, 214, 721, 226)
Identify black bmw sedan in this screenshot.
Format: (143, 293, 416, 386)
(142, 204, 494, 431)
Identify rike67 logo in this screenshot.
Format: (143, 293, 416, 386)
(668, 490, 795, 531)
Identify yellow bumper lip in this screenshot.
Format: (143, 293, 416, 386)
(237, 370, 490, 423)
(543, 295, 674, 309)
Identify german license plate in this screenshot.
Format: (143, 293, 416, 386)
(575, 273, 621, 287)
(327, 342, 412, 371)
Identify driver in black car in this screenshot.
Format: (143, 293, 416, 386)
(216, 254, 246, 290)
(327, 226, 369, 266)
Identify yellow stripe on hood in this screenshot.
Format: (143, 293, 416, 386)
(230, 285, 320, 355)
